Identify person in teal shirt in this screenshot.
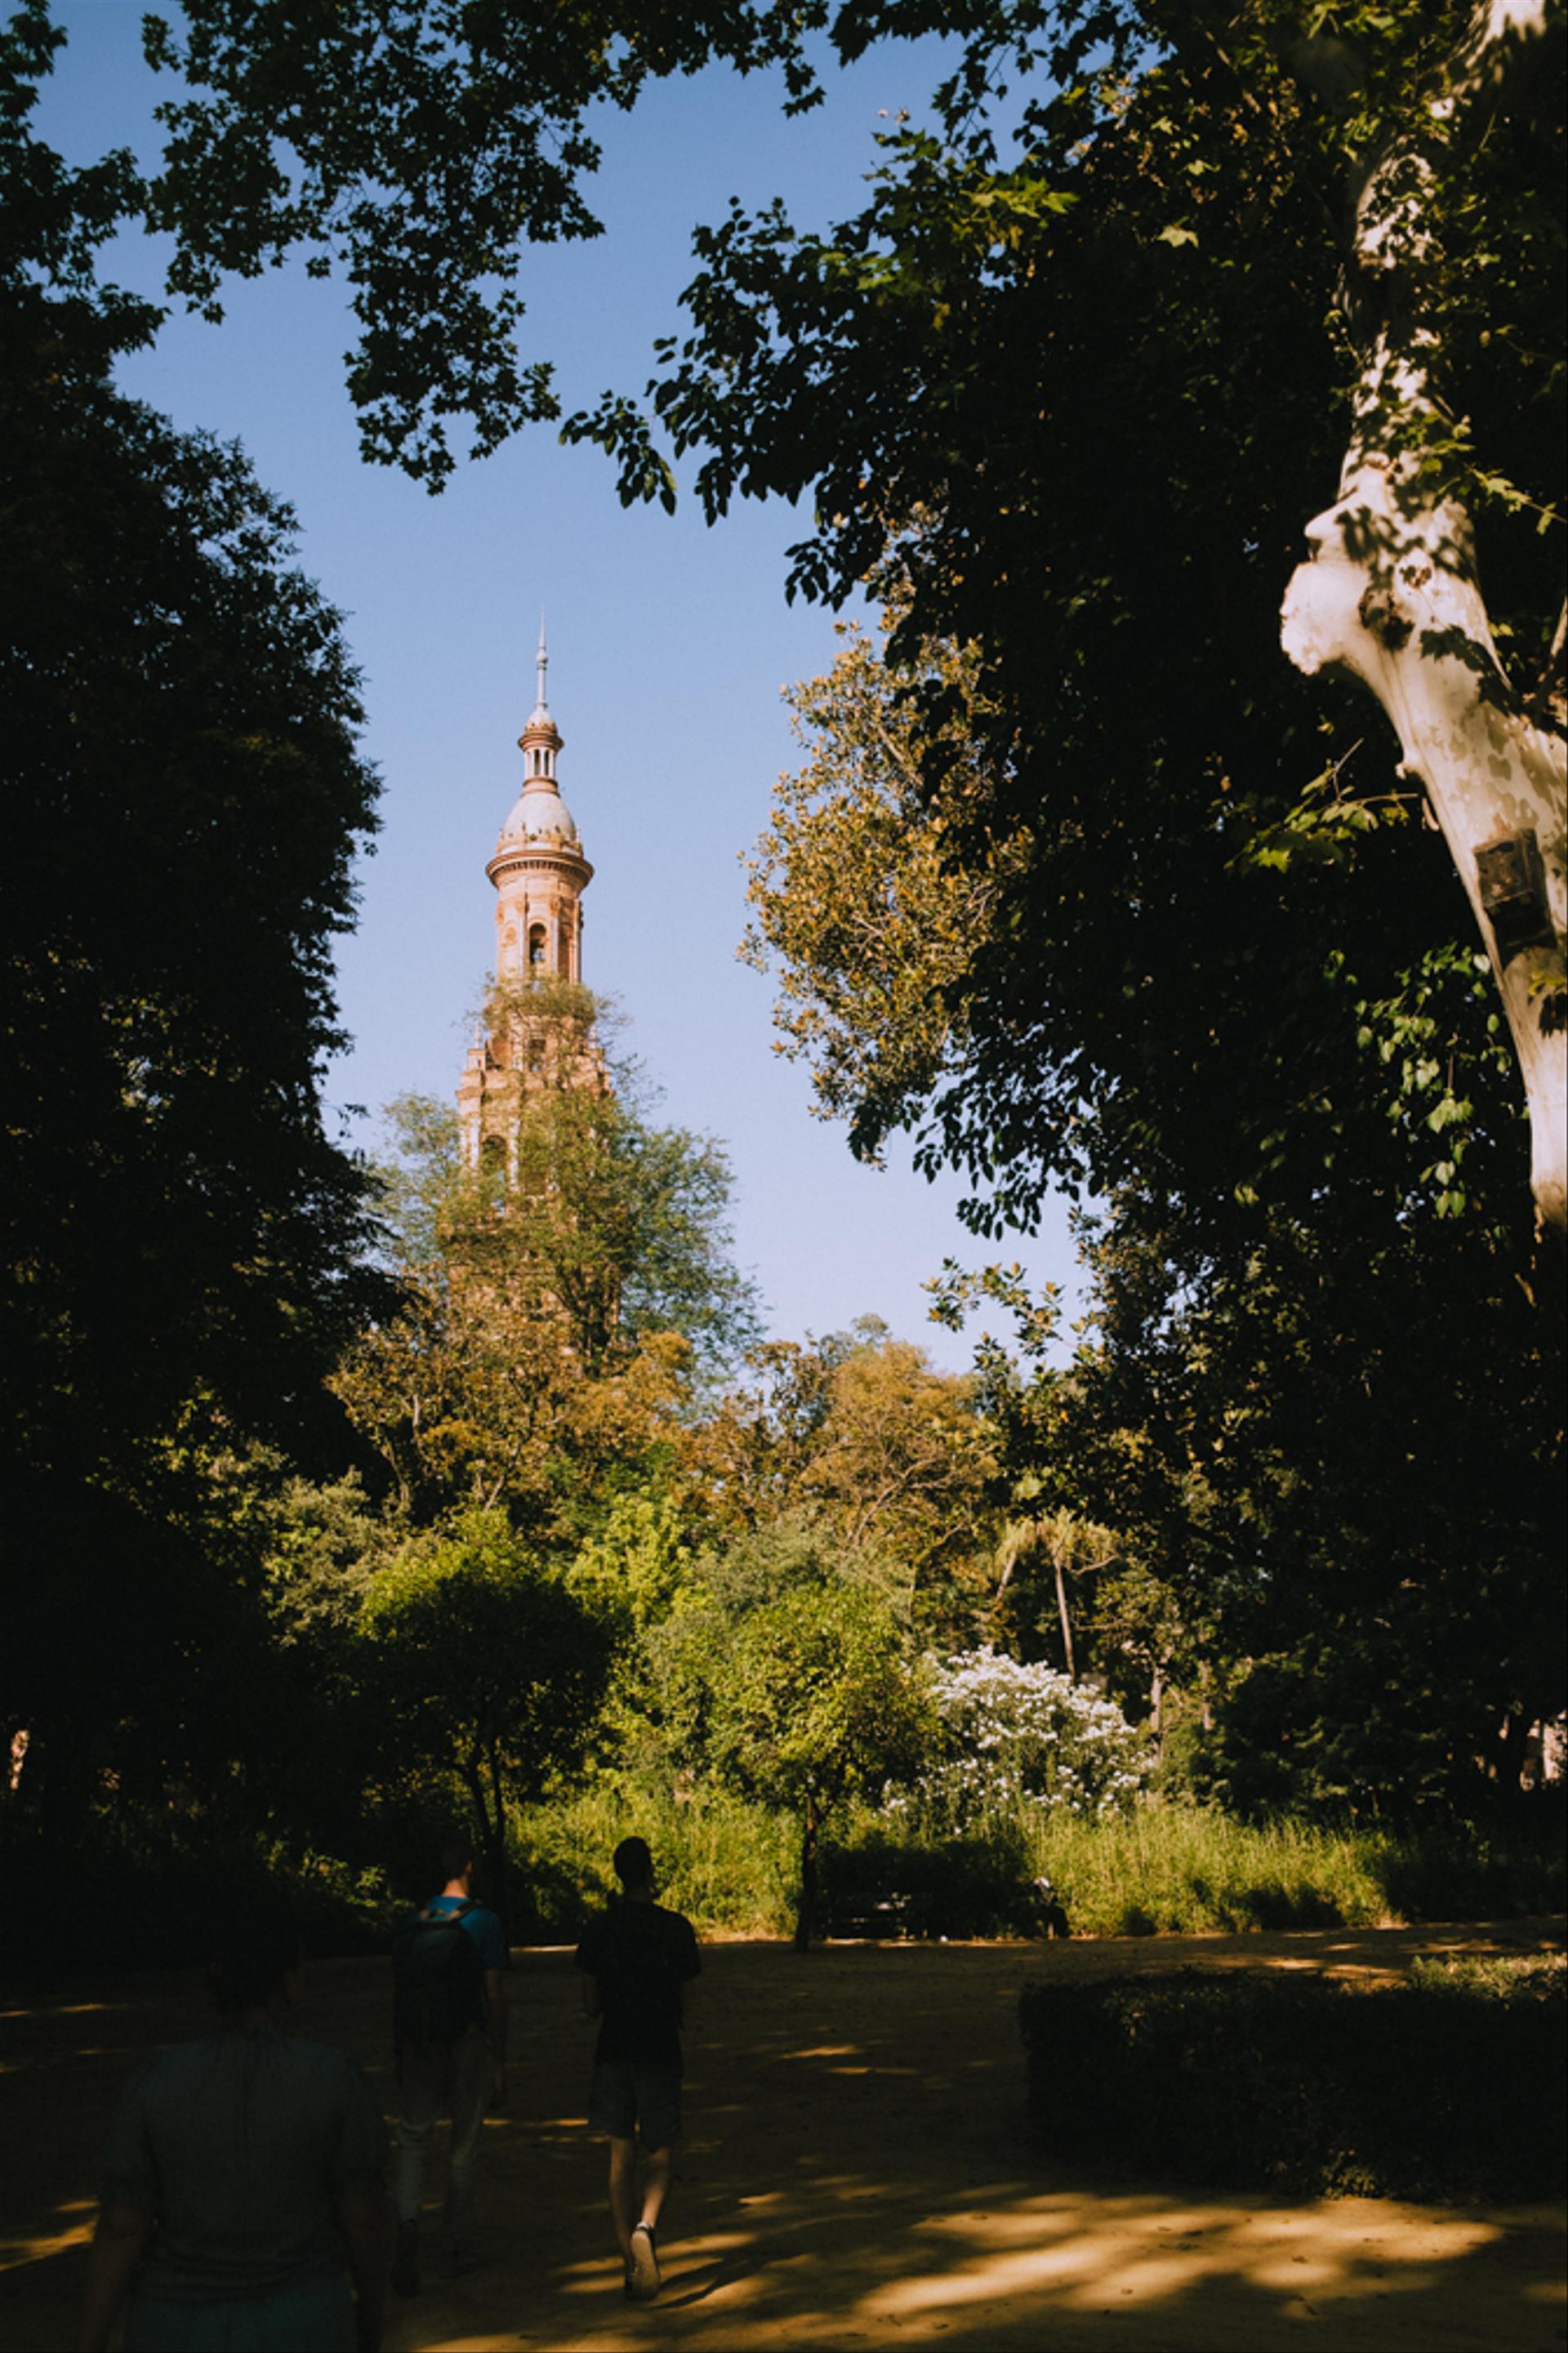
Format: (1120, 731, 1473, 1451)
(391, 1837, 510, 2295)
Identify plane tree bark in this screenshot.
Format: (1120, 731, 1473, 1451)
(1281, 0, 1566, 1237)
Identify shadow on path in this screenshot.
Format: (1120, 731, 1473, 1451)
(2, 1922, 1562, 2351)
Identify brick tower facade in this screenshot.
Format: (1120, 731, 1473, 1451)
(457, 626, 601, 1173)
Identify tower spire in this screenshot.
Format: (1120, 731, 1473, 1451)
(535, 611, 549, 717)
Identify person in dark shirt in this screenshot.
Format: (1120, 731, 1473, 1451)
(575, 1837, 700, 2302)
(78, 1909, 387, 2353)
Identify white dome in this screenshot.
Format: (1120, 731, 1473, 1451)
(497, 782, 580, 846)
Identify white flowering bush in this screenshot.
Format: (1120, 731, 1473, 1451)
(898, 1647, 1149, 1826)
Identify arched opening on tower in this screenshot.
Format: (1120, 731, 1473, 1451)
(528, 923, 547, 967)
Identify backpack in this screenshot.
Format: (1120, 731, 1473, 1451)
(392, 1901, 488, 2045)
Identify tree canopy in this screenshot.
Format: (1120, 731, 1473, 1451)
(935, 1185, 1564, 1813)
(332, 996, 759, 1531)
(114, 0, 1564, 1232)
(4, 0, 1561, 1959)
(361, 1508, 610, 1906)
(750, 602, 1536, 1251)
(137, 0, 835, 485)
(1, 6, 384, 1829)
(656, 1562, 934, 1946)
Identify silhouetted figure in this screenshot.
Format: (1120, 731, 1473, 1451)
(390, 1836, 509, 2293)
(1033, 1875, 1071, 1938)
(78, 1909, 386, 2353)
(575, 1837, 700, 2302)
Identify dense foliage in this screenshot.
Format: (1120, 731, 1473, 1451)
(0, 5, 383, 1848)
(759, 600, 1564, 1812)
(1020, 1961, 1567, 2199)
(360, 1509, 608, 1904)
(3, 2, 1561, 1966)
(131, 0, 1565, 1232)
(332, 991, 759, 1535)
(1052, 1198, 1564, 1813)
(931, 1202, 1564, 1816)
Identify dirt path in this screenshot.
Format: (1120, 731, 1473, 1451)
(2, 1921, 1562, 2352)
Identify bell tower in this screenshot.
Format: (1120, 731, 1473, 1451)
(487, 620, 593, 985)
(457, 623, 600, 1171)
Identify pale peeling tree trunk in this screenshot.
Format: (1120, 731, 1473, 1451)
(1053, 1551, 1077, 1682)
(1281, 0, 1566, 1240)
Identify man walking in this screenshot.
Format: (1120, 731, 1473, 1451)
(576, 1837, 700, 2302)
(80, 1909, 386, 2353)
(391, 1838, 509, 2294)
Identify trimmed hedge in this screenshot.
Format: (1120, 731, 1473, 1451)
(1019, 1960, 1566, 2200)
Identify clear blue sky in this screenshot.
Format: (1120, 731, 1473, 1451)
(38, 2, 1080, 1369)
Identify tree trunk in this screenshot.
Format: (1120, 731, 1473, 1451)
(1281, 1, 1566, 1241)
(1490, 1710, 1534, 1798)
(484, 1739, 511, 1932)
(794, 1792, 821, 1953)
(1053, 1552, 1077, 1682)
(1282, 457, 1566, 1235)
(459, 1746, 509, 1927)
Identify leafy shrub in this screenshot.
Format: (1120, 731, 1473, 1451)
(1370, 1812, 1567, 1922)
(1019, 1960, 1566, 2199)
(819, 1820, 1036, 1940)
(896, 1649, 1147, 1827)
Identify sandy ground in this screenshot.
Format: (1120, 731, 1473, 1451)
(1, 1919, 1563, 2353)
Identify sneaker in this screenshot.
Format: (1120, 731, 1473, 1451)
(392, 2222, 420, 2297)
(628, 2222, 661, 2301)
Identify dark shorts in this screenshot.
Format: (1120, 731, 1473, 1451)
(588, 2057, 684, 2150)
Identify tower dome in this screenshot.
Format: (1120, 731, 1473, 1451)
(497, 782, 580, 846)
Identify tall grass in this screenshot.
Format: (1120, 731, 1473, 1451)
(510, 1782, 798, 1941)
(1025, 1804, 1564, 1935)
(506, 1787, 1564, 1942)
(14, 1778, 1553, 1983)
(1027, 1807, 1388, 1935)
